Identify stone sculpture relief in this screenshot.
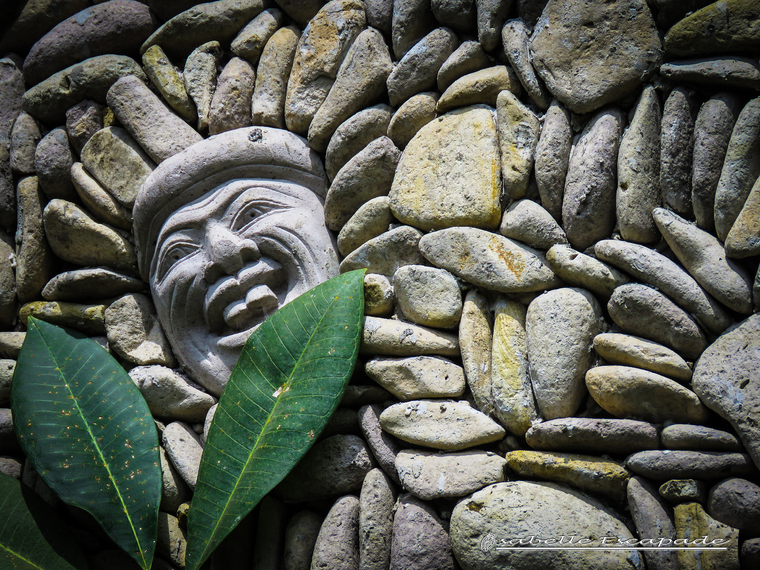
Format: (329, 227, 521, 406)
(2, 0, 760, 569)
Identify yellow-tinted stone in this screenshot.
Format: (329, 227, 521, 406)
(20, 301, 106, 335)
(142, 45, 196, 122)
(674, 502, 739, 570)
(436, 66, 521, 112)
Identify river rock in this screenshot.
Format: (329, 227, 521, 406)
(35, 128, 75, 200)
(387, 27, 459, 107)
(497, 91, 539, 201)
(325, 137, 400, 231)
(340, 226, 423, 277)
(231, 7, 284, 64)
(534, 100, 572, 220)
(310, 495, 360, 570)
(526, 288, 604, 419)
(359, 469, 395, 570)
(0, 237, 15, 329)
(19, 301, 106, 336)
(162, 421, 203, 490)
(42, 268, 145, 302)
(105, 293, 175, 366)
(431, 0, 476, 33)
(140, 0, 266, 59)
(141, 45, 196, 123)
(586, 365, 709, 423)
(545, 244, 628, 298)
(451, 481, 645, 570)
(692, 314, 760, 470)
(365, 356, 465, 400)
(661, 424, 742, 452)
(660, 87, 697, 218)
(337, 196, 394, 257)
(283, 510, 322, 570)
(391, 494, 454, 570)
(505, 450, 630, 502)
(70, 162, 132, 231)
(659, 479, 709, 503)
(159, 446, 189, 514)
(562, 107, 625, 250)
(459, 288, 493, 415)
(251, 25, 299, 129)
(207, 57, 255, 136)
(530, 0, 661, 113)
(526, 417, 659, 454)
(22, 1, 156, 86)
(358, 404, 401, 484)
(627, 476, 678, 570)
(714, 97, 760, 241)
(626, 450, 757, 480)
(387, 93, 437, 150)
(674, 502, 740, 570)
(65, 100, 106, 153)
(308, 28, 393, 152)
(391, 106, 500, 231)
(363, 273, 394, 317)
(501, 18, 550, 109)
(108, 75, 203, 163)
(379, 400, 505, 450)
(491, 297, 537, 435)
(437, 66, 520, 112)
(42, 199, 138, 273)
(9, 113, 40, 175)
(80, 126, 155, 209)
(592, 333, 692, 382)
(653, 207, 754, 314)
(391, 0, 436, 60)
(15, 176, 53, 303)
(595, 239, 731, 334)
(607, 283, 707, 360)
(707, 477, 760, 533)
(394, 266, 462, 329)
(437, 40, 490, 92)
(184, 41, 222, 132)
(22, 55, 148, 125)
(284, 0, 367, 136)
(725, 174, 760, 258)
(129, 365, 215, 423)
(365, 0, 392, 34)
(361, 316, 459, 357)
(272, 0, 323, 26)
(276, 435, 374, 501)
(663, 0, 760, 56)
(0, 333, 24, 359)
(419, 227, 562, 293)
(617, 85, 661, 243)
(396, 449, 505, 500)
(499, 199, 567, 250)
(325, 104, 392, 181)
(661, 56, 760, 89)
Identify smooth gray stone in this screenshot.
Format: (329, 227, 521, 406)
(545, 244, 629, 298)
(162, 421, 203, 490)
(742, 538, 760, 569)
(437, 40, 491, 92)
(437, 66, 519, 113)
(693, 314, 760, 471)
(691, 92, 740, 233)
(22, 55, 149, 126)
(0, 456, 22, 479)
(0, 333, 24, 359)
(387, 28, 459, 107)
(230, 7, 284, 64)
(501, 18, 550, 109)
(391, 494, 454, 570)
(158, 446, 189, 513)
(660, 87, 697, 218)
(358, 404, 401, 485)
(283, 510, 322, 570)
(70, 162, 132, 231)
(9, 112, 40, 175)
(661, 56, 760, 89)
(0, 236, 16, 329)
(22, 1, 157, 86)
(659, 479, 709, 503)
(105, 293, 175, 366)
(363, 273, 394, 317)
(496, 91, 539, 200)
(608, 283, 707, 361)
(707, 478, 760, 534)
(35, 127, 75, 201)
(476, 0, 512, 51)
(392, 0, 437, 59)
(626, 450, 758, 481)
(393, 266, 463, 329)
(725, 173, 760, 258)
(65, 100, 105, 153)
(15, 177, 53, 303)
(592, 333, 692, 382)
(129, 365, 216, 423)
(628, 477, 678, 570)
(207, 57, 256, 135)
(340, 225, 423, 277)
(0, 0, 91, 58)
(359, 469, 395, 570)
(534, 100, 572, 221)
(595, 239, 731, 335)
(366, 355, 465, 400)
(276, 435, 375, 502)
(0, 148, 14, 233)
(0, 359, 14, 406)
(0, 57, 24, 150)
(432, 0, 476, 34)
(251, 24, 299, 130)
(108, 75, 203, 163)
(459, 289, 493, 416)
(360, 316, 460, 357)
(325, 104, 392, 182)
(714, 96, 760, 241)
(184, 41, 222, 132)
(617, 85, 661, 243)
(365, 0, 393, 34)
(653, 207, 754, 314)
(337, 196, 394, 257)
(42, 268, 146, 301)
(499, 199, 567, 250)
(661, 424, 743, 452)
(140, 0, 266, 59)
(308, 28, 393, 153)
(562, 107, 625, 250)
(526, 418, 659, 455)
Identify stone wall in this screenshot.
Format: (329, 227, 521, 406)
(1, 0, 760, 569)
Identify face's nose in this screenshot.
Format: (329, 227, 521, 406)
(203, 224, 260, 282)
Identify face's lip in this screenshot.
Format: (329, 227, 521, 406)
(204, 258, 285, 333)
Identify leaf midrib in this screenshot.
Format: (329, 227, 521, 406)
(0, 542, 47, 570)
(35, 322, 148, 570)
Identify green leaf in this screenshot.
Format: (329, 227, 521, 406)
(12, 318, 161, 570)
(0, 472, 88, 570)
(186, 270, 366, 570)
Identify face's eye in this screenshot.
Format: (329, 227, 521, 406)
(231, 200, 286, 233)
(155, 241, 199, 282)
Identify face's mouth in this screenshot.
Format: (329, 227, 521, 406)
(203, 258, 286, 337)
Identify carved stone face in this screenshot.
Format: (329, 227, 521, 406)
(148, 178, 338, 395)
